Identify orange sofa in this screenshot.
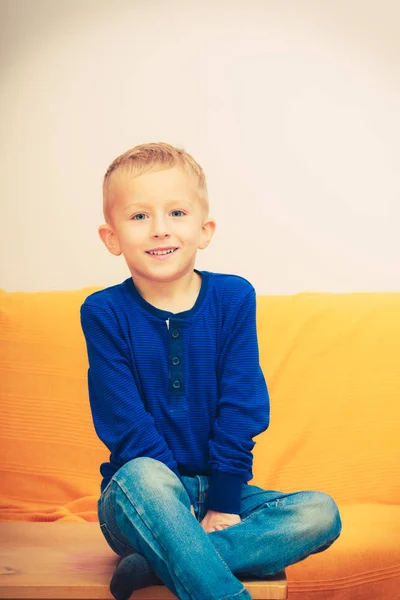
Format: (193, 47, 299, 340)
(1, 286, 399, 599)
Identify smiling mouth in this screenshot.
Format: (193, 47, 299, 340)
(145, 248, 179, 260)
(146, 248, 178, 256)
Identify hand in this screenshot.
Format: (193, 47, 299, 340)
(190, 505, 195, 517)
(200, 509, 241, 533)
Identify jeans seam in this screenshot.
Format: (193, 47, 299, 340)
(115, 478, 195, 600)
(216, 585, 249, 600)
(196, 476, 234, 577)
(98, 482, 133, 551)
(213, 546, 233, 574)
(99, 522, 131, 556)
(102, 478, 114, 496)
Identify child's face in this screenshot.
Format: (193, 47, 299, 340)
(99, 166, 215, 283)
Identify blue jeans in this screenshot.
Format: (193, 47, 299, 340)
(98, 457, 341, 600)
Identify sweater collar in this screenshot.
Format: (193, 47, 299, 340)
(124, 269, 210, 320)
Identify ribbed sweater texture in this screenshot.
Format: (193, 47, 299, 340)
(80, 269, 270, 514)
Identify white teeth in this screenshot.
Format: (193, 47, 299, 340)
(149, 249, 176, 255)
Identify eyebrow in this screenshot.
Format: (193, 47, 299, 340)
(125, 199, 194, 211)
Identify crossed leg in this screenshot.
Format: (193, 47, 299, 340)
(100, 458, 341, 599)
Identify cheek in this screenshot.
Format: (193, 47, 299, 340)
(179, 222, 202, 239)
(120, 226, 147, 246)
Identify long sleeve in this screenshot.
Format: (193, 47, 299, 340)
(208, 287, 270, 514)
(80, 301, 181, 478)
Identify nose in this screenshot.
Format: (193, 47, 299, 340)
(152, 215, 171, 238)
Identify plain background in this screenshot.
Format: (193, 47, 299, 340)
(0, 0, 399, 293)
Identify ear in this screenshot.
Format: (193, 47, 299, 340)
(198, 218, 216, 250)
(98, 224, 122, 256)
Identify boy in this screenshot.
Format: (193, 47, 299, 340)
(80, 142, 341, 600)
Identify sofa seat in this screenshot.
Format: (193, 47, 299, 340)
(286, 504, 400, 599)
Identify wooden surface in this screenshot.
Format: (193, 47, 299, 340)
(0, 522, 287, 599)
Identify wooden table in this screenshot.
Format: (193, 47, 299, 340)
(0, 522, 287, 599)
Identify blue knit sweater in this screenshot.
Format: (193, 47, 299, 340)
(80, 269, 270, 514)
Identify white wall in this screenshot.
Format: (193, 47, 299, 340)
(1, 0, 399, 293)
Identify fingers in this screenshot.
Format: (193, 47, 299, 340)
(202, 524, 226, 533)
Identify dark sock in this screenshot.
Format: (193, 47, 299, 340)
(110, 553, 162, 600)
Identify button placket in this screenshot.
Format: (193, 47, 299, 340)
(168, 319, 184, 396)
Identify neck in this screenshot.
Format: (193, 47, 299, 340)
(132, 268, 201, 310)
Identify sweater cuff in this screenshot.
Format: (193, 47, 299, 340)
(208, 470, 244, 514)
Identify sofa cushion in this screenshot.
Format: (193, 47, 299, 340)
(286, 504, 400, 599)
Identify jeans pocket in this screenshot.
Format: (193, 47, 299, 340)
(99, 522, 132, 557)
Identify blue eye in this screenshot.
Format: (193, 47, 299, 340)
(131, 210, 185, 220)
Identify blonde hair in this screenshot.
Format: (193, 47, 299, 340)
(103, 142, 209, 223)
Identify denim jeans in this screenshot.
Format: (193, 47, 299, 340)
(98, 457, 342, 600)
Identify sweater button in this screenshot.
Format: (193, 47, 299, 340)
(172, 356, 180, 366)
(172, 379, 181, 389)
(171, 329, 180, 338)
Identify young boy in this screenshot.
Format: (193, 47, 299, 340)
(80, 142, 341, 600)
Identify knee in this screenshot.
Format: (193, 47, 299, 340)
(304, 492, 342, 542)
(115, 456, 176, 485)
(115, 457, 181, 494)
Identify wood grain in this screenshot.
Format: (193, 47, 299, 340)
(0, 522, 287, 599)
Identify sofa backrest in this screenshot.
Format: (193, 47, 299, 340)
(252, 292, 400, 506)
(1, 288, 399, 519)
